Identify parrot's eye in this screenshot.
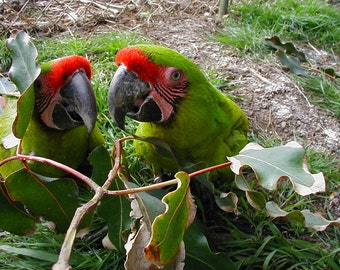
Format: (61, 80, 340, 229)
(34, 79, 42, 91)
(171, 71, 181, 81)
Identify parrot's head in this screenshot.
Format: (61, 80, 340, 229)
(108, 44, 206, 129)
(34, 55, 97, 134)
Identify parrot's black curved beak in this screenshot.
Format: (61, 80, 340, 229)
(108, 64, 162, 130)
(53, 70, 97, 134)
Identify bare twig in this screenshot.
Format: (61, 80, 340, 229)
(0, 153, 101, 191)
(52, 137, 127, 270)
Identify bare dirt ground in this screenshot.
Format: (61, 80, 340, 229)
(2, 0, 339, 158)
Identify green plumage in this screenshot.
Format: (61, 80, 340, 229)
(132, 45, 249, 180)
(0, 56, 104, 235)
(0, 58, 104, 179)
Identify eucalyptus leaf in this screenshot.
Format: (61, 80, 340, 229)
(0, 183, 36, 235)
(97, 180, 131, 253)
(229, 141, 325, 195)
(215, 191, 239, 213)
(0, 77, 18, 96)
(245, 190, 266, 209)
(12, 86, 35, 138)
(266, 201, 340, 231)
(235, 174, 266, 209)
(301, 210, 340, 231)
(89, 145, 131, 253)
(0, 97, 18, 150)
(124, 186, 166, 270)
(5, 169, 89, 233)
(185, 219, 236, 270)
(144, 171, 196, 266)
(276, 50, 308, 75)
(6, 31, 40, 94)
(321, 67, 340, 78)
(88, 145, 112, 185)
(265, 36, 308, 62)
(5, 31, 40, 139)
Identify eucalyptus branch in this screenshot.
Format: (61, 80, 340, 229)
(105, 178, 179, 196)
(104, 161, 233, 196)
(52, 137, 129, 269)
(189, 161, 232, 178)
(0, 152, 100, 191)
(52, 181, 116, 270)
(1, 134, 233, 269)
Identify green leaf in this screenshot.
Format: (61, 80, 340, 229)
(97, 180, 131, 253)
(321, 67, 340, 78)
(0, 77, 18, 97)
(265, 36, 308, 63)
(5, 169, 83, 233)
(215, 191, 239, 213)
(124, 187, 166, 270)
(266, 202, 340, 231)
(6, 31, 40, 138)
(6, 31, 40, 94)
(229, 141, 325, 196)
(89, 145, 132, 253)
(301, 210, 340, 231)
(266, 201, 305, 224)
(144, 171, 196, 266)
(0, 183, 36, 235)
(184, 219, 236, 270)
(235, 175, 266, 209)
(12, 86, 35, 138)
(128, 185, 166, 231)
(88, 145, 112, 186)
(276, 50, 308, 75)
(0, 97, 19, 150)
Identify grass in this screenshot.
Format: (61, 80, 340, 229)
(0, 222, 125, 269)
(294, 74, 340, 117)
(215, 0, 340, 55)
(1, 1, 340, 268)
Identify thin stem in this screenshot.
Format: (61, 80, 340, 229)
(105, 161, 232, 196)
(0, 153, 100, 191)
(189, 161, 232, 178)
(1, 134, 233, 269)
(52, 137, 127, 269)
(105, 179, 179, 196)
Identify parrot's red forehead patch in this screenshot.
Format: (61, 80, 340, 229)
(115, 47, 159, 83)
(47, 55, 92, 89)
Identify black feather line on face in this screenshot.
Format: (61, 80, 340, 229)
(35, 91, 53, 114)
(154, 80, 189, 124)
(154, 81, 189, 108)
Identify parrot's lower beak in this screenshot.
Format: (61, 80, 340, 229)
(108, 64, 162, 130)
(53, 70, 97, 134)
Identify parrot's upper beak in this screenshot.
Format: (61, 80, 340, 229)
(108, 64, 162, 130)
(52, 70, 97, 134)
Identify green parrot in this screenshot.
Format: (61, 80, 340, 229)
(0, 55, 104, 178)
(0, 55, 104, 234)
(108, 44, 248, 181)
